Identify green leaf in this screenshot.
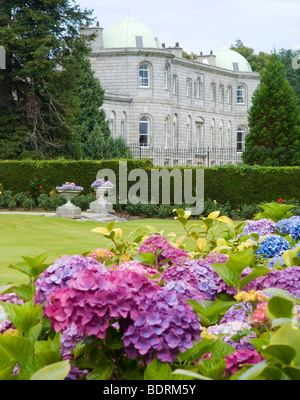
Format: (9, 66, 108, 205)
(210, 339, 236, 360)
(178, 339, 212, 363)
(260, 344, 296, 365)
(240, 267, 270, 289)
(144, 359, 173, 380)
(283, 366, 300, 380)
(87, 363, 114, 380)
(270, 323, 300, 365)
(0, 336, 34, 364)
(19, 353, 45, 380)
(30, 360, 70, 380)
(267, 296, 295, 320)
(238, 361, 268, 380)
(226, 248, 254, 279)
(263, 288, 300, 306)
(172, 369, 212, 380)
(0, 362, 16, 380)
(210, 263, 239, 288)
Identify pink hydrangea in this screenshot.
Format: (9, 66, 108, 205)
(251, 302, 268, 325)
(115, 260, 158, 278)
(225, 349, 264, 376)
(205, 252, 229, 264)
(44, 264, 200, 364)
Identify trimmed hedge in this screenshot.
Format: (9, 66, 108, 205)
(0, 161, 299, 208)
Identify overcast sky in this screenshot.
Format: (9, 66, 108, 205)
(76, 0, 300, 54)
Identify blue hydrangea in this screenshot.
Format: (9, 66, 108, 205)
(276, 216, 300, 241)
(256, 235, 290, 259)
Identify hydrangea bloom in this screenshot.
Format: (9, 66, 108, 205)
(260, 267, 300, 298)
(207, 321, 255, 351)
(251, 302, 268, 325)
(0, 294, 24, 333)
(91, 179, 115, 188)
(138, 235, 189, 267)
(240, 219, 276, 238)
(56, 182, 84, 191)
(34, 255, 105, 306)
(276, 216, 300, 241)
(123, 286, 200, 364)
(161, 258, 228, 301)
(115, 260, 158, 278)
(44, 265, 200, 364)
(205, 252, 229, 264)
(224, 349, 264, 375)
(89, 248, 114, 263)
(256, 235, 290, 259)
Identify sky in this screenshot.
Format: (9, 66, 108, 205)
(75, 0, 300, 55)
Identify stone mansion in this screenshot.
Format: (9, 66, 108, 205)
(81, 17, 261, 166)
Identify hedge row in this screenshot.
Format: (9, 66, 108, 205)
(0, 160, 299, 208)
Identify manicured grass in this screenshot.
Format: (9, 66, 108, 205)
(0, 214, 198, 285)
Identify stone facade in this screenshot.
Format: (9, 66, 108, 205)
(81, 24, 260, 166)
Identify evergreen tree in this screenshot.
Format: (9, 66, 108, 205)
(68, 41, 130, 160)
(0, 0, 93, 157)
(277, 48, 300, 111)
(243, 53, 300, 166)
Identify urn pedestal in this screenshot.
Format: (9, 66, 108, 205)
(87, 186, 114, 214)
(56, 190, 82, 219)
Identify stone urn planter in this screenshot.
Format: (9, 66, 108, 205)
(88, 186, 114, 214)
(55, 182, 83, 219)
(87, 179, 115, 215)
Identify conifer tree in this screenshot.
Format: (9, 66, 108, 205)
(243, 53, 300, 165)
(0, 0, 93, 157)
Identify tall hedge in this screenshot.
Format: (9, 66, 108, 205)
(0, 161, 299, 208)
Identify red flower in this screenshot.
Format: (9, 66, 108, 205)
(279, 199, 284, 203)
(39, 186, 43, 189)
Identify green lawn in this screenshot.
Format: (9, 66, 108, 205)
(0, 214, 196, 285)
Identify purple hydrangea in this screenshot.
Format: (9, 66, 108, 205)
(260, 267, 300, 298)
(207, 320, 255, 351)
(256, 235, 290, 259)
(123, 286, 200, 364)
(138, 235, 189, 267)
(240, 219, 276, 238)
(161, 258, 230, 301)
(56, 182, 84, 191)
(205, 252, 229, 264)
(44, 265, 200, 364)
(276, 216, 300, 241)
(225, 349, 264, 376)
(116, 260, 158, 278)
(34, 255, 106, 306)
(0, 294, 24, 333)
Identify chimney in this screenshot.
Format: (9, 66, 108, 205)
(175, 42, 179, 48)
(162, 43, 165, 48)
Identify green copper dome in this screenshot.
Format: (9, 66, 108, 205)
(103, 16, 162, 49)
(214, 47, 252, 72)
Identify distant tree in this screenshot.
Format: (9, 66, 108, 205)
(277, 48, 300, 110)
(243, 53, 300, 166)
(68, 41, 131, 160)
(0, 0, 93, 157)
(231, 39, 271, 73)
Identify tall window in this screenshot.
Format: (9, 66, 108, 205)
(136, 36, 143, 48)
(139, 64, 149, 87)
(228, 87, 232, 104)
(237, 85, 245, 104)
(237, 127, 245, 151)
(139, 116, 150, 146)
(164, 117, 170, 148)
(195, 77, 202, 98)
(173, 75, 178, 95)
(186, 79, 192, 97)
(164, 65, 170, 89)
(211, 83, 216, 102)
(219, 85, 224, 103)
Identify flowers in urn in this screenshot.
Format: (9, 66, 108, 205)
(56, 182, 84, 191)
(91, 179, 115, 189)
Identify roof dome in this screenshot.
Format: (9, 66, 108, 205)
(103, 16, 162, 49)
(214, 47, 252, 72)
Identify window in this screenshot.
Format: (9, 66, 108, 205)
(139, 64, 149, 87)
(211, 83, 216, 102)
(219, 85, 224, 103)
(186, 116, 192, 147)
(164, 65, 170, 89)
(233, 62, 239, 72)
(139, 116, 150, 146)
(237, 85, 245, 104)
(173, 75, 178, 95)
(136, 36, 143, 48)
(186, 79, 192, 97)
(195, 77, 202, 98)
(121, 112, 127, 138)
(164, 117, 170, 148)
(237, 127, 245, 151)
(228, 87, 232, 104)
